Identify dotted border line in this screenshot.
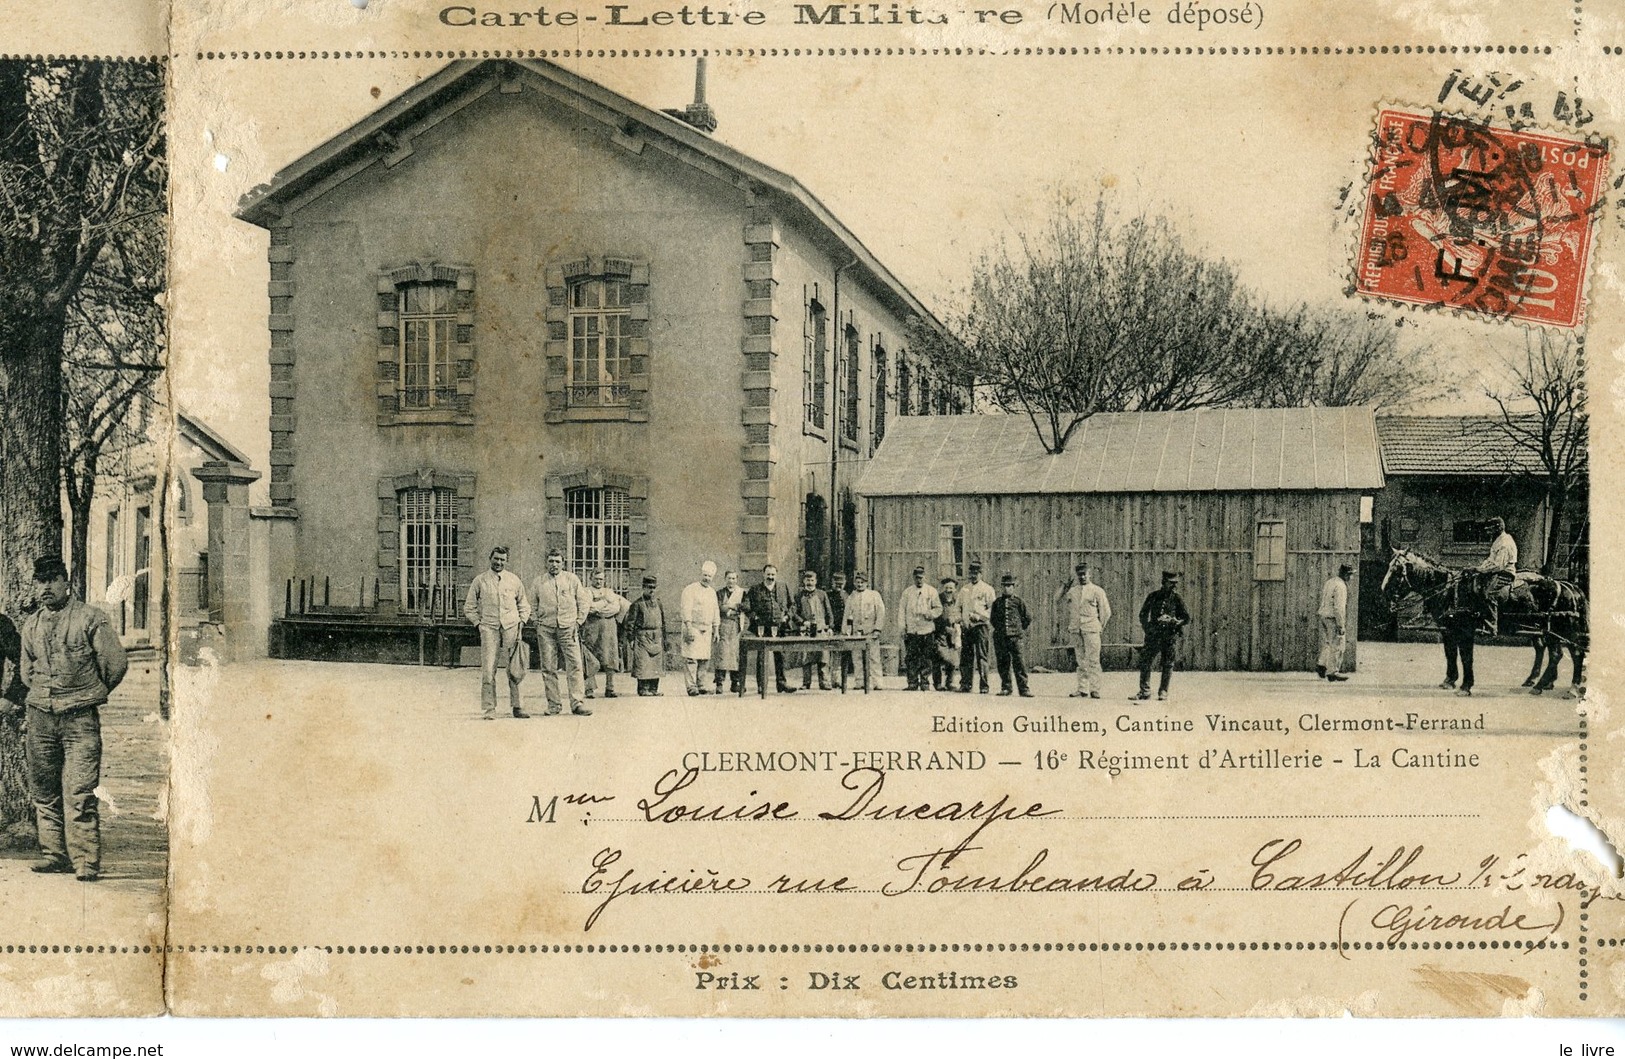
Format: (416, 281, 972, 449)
(0, 55, 163, 62)
(159, 939, 1565, 955)
(0, 945, 156, 955)
(1579, 702, 1589, 1003)
(585, 813, 1485, 823)
(194, 44, 1560, 60)
(3, 938, 1585, 957)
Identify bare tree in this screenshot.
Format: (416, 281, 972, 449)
(917, 192, 1441, 452)
(1486, 331, 1587, 578)
(0, 59, 165, 844)
(62, 224, 168, 603)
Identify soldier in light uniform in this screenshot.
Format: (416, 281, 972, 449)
(844, 572, 887, 691)
(463, 546, 532, 719)
(18, 556, 128, 882)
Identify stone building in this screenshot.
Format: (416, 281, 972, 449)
(231, 58, 953, 661)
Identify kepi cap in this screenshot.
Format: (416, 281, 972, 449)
(32, 556, 67, 582)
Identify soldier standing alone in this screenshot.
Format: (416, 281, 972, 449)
(18, 556, 128, 882)
(1134, 571, 1190, 702)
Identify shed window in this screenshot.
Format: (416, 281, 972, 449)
(1254, 520, 1286, 581)
(938, 523, 965, 580)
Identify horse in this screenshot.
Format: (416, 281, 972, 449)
(1506, 572, 1588, 696)
(1380, 548, 1478, 695)
(1381, 548, 1587, 696)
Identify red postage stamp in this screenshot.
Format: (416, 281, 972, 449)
(1354, 108, 1608, 327)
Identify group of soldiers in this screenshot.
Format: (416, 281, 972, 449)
(463, 548, 1203, 715)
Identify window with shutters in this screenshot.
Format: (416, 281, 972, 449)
(841, 324, 860, 445)
(805, 297, 828, 432)
(938, 523, 965, 580)
(872, 345, 889, 450)
(1254, 520, 1287, 581)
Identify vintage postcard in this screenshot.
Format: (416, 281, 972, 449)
(4, 0, 1625, 1020)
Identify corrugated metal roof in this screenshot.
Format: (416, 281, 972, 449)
(1375, 414, 1575, 476)
(855, 407, 1385, 497)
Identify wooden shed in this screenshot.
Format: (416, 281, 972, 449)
(855, 408, 1385, 672)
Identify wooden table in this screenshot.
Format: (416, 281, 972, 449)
(739, 634, 875, 698)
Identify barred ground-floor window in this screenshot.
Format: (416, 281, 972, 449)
(400, 486, 460, 613)
(566, 485, 631, 593)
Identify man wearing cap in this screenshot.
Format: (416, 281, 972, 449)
(958, 562, 996, 694)
(463, 546, 532, 719)
(899, 565, 942, 691)
(530, 549, 593, 716)
(745, 564, 797, 693)
(17, 556, 128, 881)
(1473, 516, 1519, 624)
(680, 561, 722, 696)
(625, 575, 667, 696)
(845, 572, 887, 691)
(1062, 562, 1112, 699)
(828, 572, 851, 686)
(990, 573, 1034, 697)
(1135, 571, 1191, 702)
(1317, 564, 1352, 682)
(794, 570, 833, 691)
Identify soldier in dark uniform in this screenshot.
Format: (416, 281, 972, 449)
(990, 573, 1033, 698)
(624, 575, 666, 697)
(828, 572, 850, 685)
(1134, 571, 1191, 702)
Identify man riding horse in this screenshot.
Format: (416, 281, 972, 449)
(1471, 516, 1518, 623)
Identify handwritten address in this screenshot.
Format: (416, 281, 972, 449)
(545, 766, 1601, 936)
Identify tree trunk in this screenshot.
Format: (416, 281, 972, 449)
(0, 314, 66, 846)
(66, 467, 93, 604)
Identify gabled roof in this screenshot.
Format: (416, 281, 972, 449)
(177, 411, 250, 465)
(236, 58, 936, 326)
(856, 407, 1384, 497)
(1376, 414, 1579, 476)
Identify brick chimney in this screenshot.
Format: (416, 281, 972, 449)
(663, 58, 718, 134)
